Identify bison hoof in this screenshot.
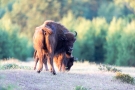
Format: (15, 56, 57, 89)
(52, 71, 56, 75)
(37, 70, 41, 73)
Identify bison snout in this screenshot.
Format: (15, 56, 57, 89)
(66, 67, 70, 71)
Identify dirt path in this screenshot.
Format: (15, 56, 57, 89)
(0, 61, 135, 90)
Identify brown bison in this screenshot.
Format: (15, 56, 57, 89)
(33, 20, 77, 75)
(33, 50, 75, 72)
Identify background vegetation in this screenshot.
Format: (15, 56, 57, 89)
(0, 0, 135, 66)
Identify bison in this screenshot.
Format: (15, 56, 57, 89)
(33, 20, 77, 75)
(33, 50, 75, 72)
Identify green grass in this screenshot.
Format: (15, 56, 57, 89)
(0, 63, 19, 69)
(0, 84, 19, 90)
(74, 86, 88, 90)
(0, 63, 32, 70)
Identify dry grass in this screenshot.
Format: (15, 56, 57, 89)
(0, 59, 135, 90)
(115, 72, 135, 84)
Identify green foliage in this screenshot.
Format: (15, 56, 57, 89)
(0, 21, 33, 61)
(0, 63, 32, 70)
(74, 86, 88, 90)
(98, 0, 133, 22)
(0, 8, 5, 18)
(0, 63, 19, 69)
(117, 21, 135, 66)
(115, 72, 135, 84)
(114, 0, 135, 13)
(105, 18, 135, 66)
(0, 27, 11, 59)
(105, 18, 126, 65)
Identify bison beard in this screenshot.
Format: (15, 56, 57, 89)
(53, 52, 75, 71)
(33, 20, 77, 75)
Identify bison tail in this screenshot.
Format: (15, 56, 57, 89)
(42, 25, 53, 34)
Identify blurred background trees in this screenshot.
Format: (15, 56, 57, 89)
(0, 0, 135, 66)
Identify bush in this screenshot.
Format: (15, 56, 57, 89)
(115, 72, 135, 84)
(0, 21, 33, 61)
(0, 63, 19, 69)
(0, 63, 32, 70)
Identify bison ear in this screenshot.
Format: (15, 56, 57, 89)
(42, 25, 53, 34)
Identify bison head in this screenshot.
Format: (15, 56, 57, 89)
(64, 31, 77, 54)
(66, 56, 75, 71)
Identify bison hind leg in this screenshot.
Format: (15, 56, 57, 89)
(47, 56, 56, 75)
(51, 71, 56, 75)
(43, 58, 49, 71)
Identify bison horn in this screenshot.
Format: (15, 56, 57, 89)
(74, 31, 77, 37)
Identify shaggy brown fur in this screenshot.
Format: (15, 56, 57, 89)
(53, 52, 74, 71)
(34, 50, 75, 72)
(33, 20, 77, 75)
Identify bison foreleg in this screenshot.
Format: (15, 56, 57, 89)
(37, 59, 43, 73)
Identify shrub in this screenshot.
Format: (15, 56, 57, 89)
(115, 72, 135, 84)
(0, 63, 32, 70)
(0, 63, 19, 69)
(74, 86, 88, 90)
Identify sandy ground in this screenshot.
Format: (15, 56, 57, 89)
(0, 60, 135, 90)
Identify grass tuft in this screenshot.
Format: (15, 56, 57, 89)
(19, 66, 32, 70)
(115, 72, 135, 84)
(98, 64, 121, 72)
(0, 63, 32, 70)
(74, 86, 88, 90)
(0, 63, 19, 70)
